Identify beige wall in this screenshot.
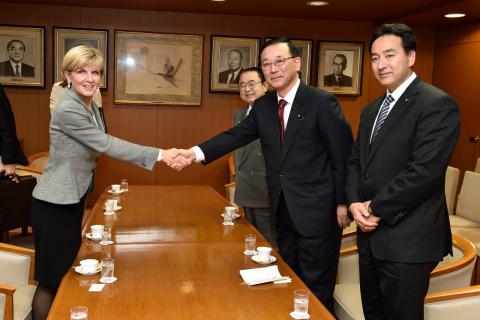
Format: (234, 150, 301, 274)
(0, 2, 435, 203)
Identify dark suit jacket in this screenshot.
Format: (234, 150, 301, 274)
(324, 73, 352, 87)
(0, 84, 28, 165)
(345, 77, 460, 263)
(0, 61, 35, 77)
(200, 82, 353, 237)
(232, 106, 269, 208)
(218, 68, 243, 84)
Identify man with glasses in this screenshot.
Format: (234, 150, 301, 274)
(324, 53, 352, 87)
(176, 38, 353, 312)
(0, 39, 35, 77)
(233, 67, 276, 248)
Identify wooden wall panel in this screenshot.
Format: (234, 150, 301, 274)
(0, 2, 435, 203)
(433, 22, 480, 174)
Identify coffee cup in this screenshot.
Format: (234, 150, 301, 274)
(90, 224, 103, 239)
(111, 184, 121, 192)
(105, 199, 118, 212)
(80, 259, 98, 273)
(256, 246, 272, 262)
(225, 206, 238, 219)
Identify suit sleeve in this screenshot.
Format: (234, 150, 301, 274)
(318, 93, 353, 204)
(0, 85, 28, 165)
(199, 107, 259, 164)
(371, 95, 460, 225)
(55, 101, 159, 170)
(345, 109, 367, 205)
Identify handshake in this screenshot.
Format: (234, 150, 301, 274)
(160, 148, 197, 171)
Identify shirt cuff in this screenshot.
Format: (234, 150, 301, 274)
(192, 146, 205, 162)
(157, 149, 162, 161)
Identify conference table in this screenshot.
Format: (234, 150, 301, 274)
(48, 185, 334, 319)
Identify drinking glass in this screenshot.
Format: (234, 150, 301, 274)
(121, 178, 129, 191)
(101, 257, 115, 283)
(244, 234, 256, 255)
(293, 289, 309, 316)
(70, 306, 88, 320)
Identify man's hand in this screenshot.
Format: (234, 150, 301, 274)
(336, 204, 351, 229)
(349, 201, 380, 232)
(161, 148, 196, 171)
(0, 164, 19, 183)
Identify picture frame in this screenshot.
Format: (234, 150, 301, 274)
(54, 27, 108, 89)
(115, 31, 203, 105)
(317, 41, 363, 96)
(210, 36, 260, 92)
(0, 25, 44, 87)
(265, 38, 313, 84)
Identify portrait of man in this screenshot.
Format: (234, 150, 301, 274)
(0, 39, 35, 77)
(218, 48, 245, 84)
(324, 53, 352, 87)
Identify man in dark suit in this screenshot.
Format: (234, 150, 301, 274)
(0, 39, 35, 77)
(218, 49, 244, 84)
(0, 84, 28, 179)
(323, 53, 352, 87)
(345, 24, 460, 320)
(179, 38, 353, 312)
(233, 67, 276, 247)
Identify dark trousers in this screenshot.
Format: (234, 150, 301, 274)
(275, 194, 341, 313)
(359, 248, 438, 320)
(243, 206, 277, 249)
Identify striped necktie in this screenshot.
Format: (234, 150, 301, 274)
(370, 95, 394, 144)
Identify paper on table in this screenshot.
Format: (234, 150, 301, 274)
(240, 265, 284, 286)
(89, 283, 105, 292)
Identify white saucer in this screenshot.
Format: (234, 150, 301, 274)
(108, 189, 125, 195)
(74, 266, 101, 276)
(221, 213, 240, 219)
(222, 221, 234, 226)
(251, 255, 276, 264)
(85, 233, 102, 241)
(244, 250, 257, 256)
(103, 205, 122, 212)
(100, 240, 114, 245)
(99, 276, 117, 283)
(104, 211, 116, 216)
(290, 311, 310, 319)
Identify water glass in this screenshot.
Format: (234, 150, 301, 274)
(70, 306, 88, 320)
(121, 178, 129, 191)
(293, 289, 309, 316)
(244, 234, 256, 255)
(101, 257, 115, 282)
(102, 225, 112, 242)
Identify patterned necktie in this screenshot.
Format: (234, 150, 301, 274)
(15, 64, 20, 76)
(370, 95, 394, 144)
(228, 72, 236, 84)
(278, 99, 287, 143)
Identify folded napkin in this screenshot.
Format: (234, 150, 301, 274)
(240, 265, 291, 286)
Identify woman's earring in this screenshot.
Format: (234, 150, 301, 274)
(67, 81, 72, 89)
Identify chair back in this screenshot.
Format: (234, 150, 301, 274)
(455, 171, 480, 223)
(424, 285, 480, 320)
(445, 166, 460, 215)
(224, 182, 236, 206)
(26, 152, 49, 172)
(475, 158, 480, 173)
(0, 245, 32, 287)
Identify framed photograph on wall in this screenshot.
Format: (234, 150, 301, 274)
(0, 25, 44, 87)
(115, 31, 203, 105)
(54, 27, 108, 88)
(210, 36, 260, 93)
(265, 38, 313, 84)
(317, 41, 363, 96)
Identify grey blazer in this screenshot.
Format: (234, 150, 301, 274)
(232, 106, 269, 208)
(33, 90, 159, 204)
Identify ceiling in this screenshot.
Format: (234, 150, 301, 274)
(11, 0, 480, 27)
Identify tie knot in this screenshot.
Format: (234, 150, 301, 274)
(384, 95, 394, 106)
(278, 99, 287, 110)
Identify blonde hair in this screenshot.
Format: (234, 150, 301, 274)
(61, 45, 104, 86)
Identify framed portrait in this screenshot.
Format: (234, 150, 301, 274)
(317, 41, 363, 96)
(265, 38, 313, 84)
(54, 27, 108, 89)
(0, 25, 44, 87)
(115, 31, 203, 105)
(210, 36, 260, 92)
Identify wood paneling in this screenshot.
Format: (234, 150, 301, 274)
(433, 22, 480, 174)
(1, 2, 435, 204)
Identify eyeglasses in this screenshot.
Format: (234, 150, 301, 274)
(261, 57, 295, 71)
(239, 81, 263, 89)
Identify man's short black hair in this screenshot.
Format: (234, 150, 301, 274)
(228, 48, 243, 60)
(262, 37, 301, 58)
(238, 67, 265, 82)
(7, 39, 26, 51)
(370, 23, 416, 54)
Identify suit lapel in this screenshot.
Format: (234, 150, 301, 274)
(280, 82, 307, 165)
(367, 78, 421, 164)
(68, 90, 105, 133)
